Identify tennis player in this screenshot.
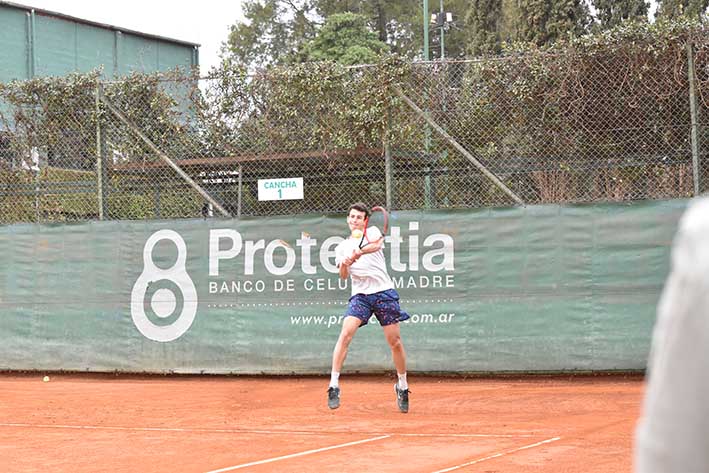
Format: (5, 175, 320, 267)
(327, 202, 411, 413)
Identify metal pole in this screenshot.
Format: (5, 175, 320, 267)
(385, 111, 393, 210)
(99, 89, 232, 217)
(95, 82, 105, 220)
(423, 0, 430, 60)
(686, 41, 701, 196)
(113, 31, 121, 77)
(29, 10, 36, 78)
(422, 1, 435, 207)
(395, 86, 525, 206)
(237, 164, 243, 218)
(440, 0, 445, 60)
(28, 10, 39, 221)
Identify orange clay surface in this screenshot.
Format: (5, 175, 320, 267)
(0, 373, 643, 473)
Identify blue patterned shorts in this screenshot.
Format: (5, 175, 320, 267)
(346, 289, 410, 327)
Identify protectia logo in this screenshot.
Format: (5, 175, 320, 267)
(132, 223, 454, 342)
(131, 230, 198, 342)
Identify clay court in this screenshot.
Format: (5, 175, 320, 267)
(0, 373, 643, 472)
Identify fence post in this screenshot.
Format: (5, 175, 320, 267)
(237, 163, 243, 218)
(385, 110, 393, 210)
(95, 82, 108, 220)
(686, 41, 701, 196)
(34, 157, 40, 223)
(424, 104, 433, 208)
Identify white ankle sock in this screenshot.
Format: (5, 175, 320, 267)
(397, 372, 408, 390)
(330, 371, 340, 388)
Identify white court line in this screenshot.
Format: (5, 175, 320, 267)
(0, 423, 533, 438)
(391, 432, 535, 438)
(0, 423, 327, 435)
(430, 436, 562, 473)
(204, 435, 390, 473)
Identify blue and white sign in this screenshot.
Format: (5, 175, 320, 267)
(258, 178, 304, 201)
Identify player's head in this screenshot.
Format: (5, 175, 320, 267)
(348, 202, 370, 218)
(347, 203, 369, 231)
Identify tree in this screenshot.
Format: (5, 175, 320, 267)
(514, 0, 550, 45)
(546, 0, 592, 41)
(223, 0, 318, 71)
(464, 0, 504, 56)
(656, 0, 709, 18)
(317, 0, 397, 44)
(223, 0, 473, 67)
(302, 13, 389, 64)
(511, 0, 590, 47)
(592, 0, 649, 30)
(317, 0, 470, 59)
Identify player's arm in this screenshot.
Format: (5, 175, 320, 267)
(338, 260, 351, 279)
(358, 226, 384, 255)
(336, 243, 352, 279)
(359, 238, 382, 254)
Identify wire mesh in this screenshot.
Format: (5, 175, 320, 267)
(0, 35, 706, 224)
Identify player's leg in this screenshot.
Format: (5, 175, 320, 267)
(374, 289, 410, 412)
(382, 322, 406, 375)
(327, 316, 362, 409)
(373, 289, 409, 374)
(328, 294, 371, 409)
(382, 322, 410, 413)
(332, 316, 363, 374)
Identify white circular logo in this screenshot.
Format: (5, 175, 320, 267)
(131, 230, 198, 342)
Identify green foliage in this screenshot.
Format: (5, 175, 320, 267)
(464, 0, 504, 56)
(0, 71, 100, 170)
(454, 19, 705, 202)
(312, 0, 471, 59)
(248, 56, 409, 151)
(546, 0, 592, 40)
(656, 0, 709, 19)
(2, 19, 708, 222)
(0, 69, 206, 222)
(317, 0, 399, 43)
(223, 0, 470, 66)
(302, 13, 389, 64)
(465, 0, 591, 54)
(102, 69, 199, 160)
(513, 0, 591, 46)
(592, 0, 649, 30)
(223, 0, 317, 72)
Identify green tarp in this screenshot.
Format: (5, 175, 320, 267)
(0, 200, 688, 373)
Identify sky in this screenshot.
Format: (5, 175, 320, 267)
(10, 0, 245, 74)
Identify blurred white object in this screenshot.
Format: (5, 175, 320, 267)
(21, 146, 40, 172)
(635, 197, 709, 473)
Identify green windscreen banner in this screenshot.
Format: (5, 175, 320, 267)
(0, 200, 687, 373)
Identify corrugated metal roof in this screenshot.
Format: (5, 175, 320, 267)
(0, 0, 200, 47)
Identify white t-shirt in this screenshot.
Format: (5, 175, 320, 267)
(335, 226, 394, 296)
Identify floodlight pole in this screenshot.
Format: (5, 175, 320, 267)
(423, 0, 430, 60)
(439, 0, 445, 59)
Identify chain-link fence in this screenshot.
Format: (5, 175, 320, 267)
(1, 27, 707, 224)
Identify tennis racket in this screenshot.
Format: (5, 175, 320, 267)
(358, 205, 389, 249)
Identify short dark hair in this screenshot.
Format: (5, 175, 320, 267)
(348, 202, 370, 218)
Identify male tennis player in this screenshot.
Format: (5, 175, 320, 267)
(327, 202, 411, 413)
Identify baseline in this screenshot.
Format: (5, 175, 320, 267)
(0, 422, 534, 438)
